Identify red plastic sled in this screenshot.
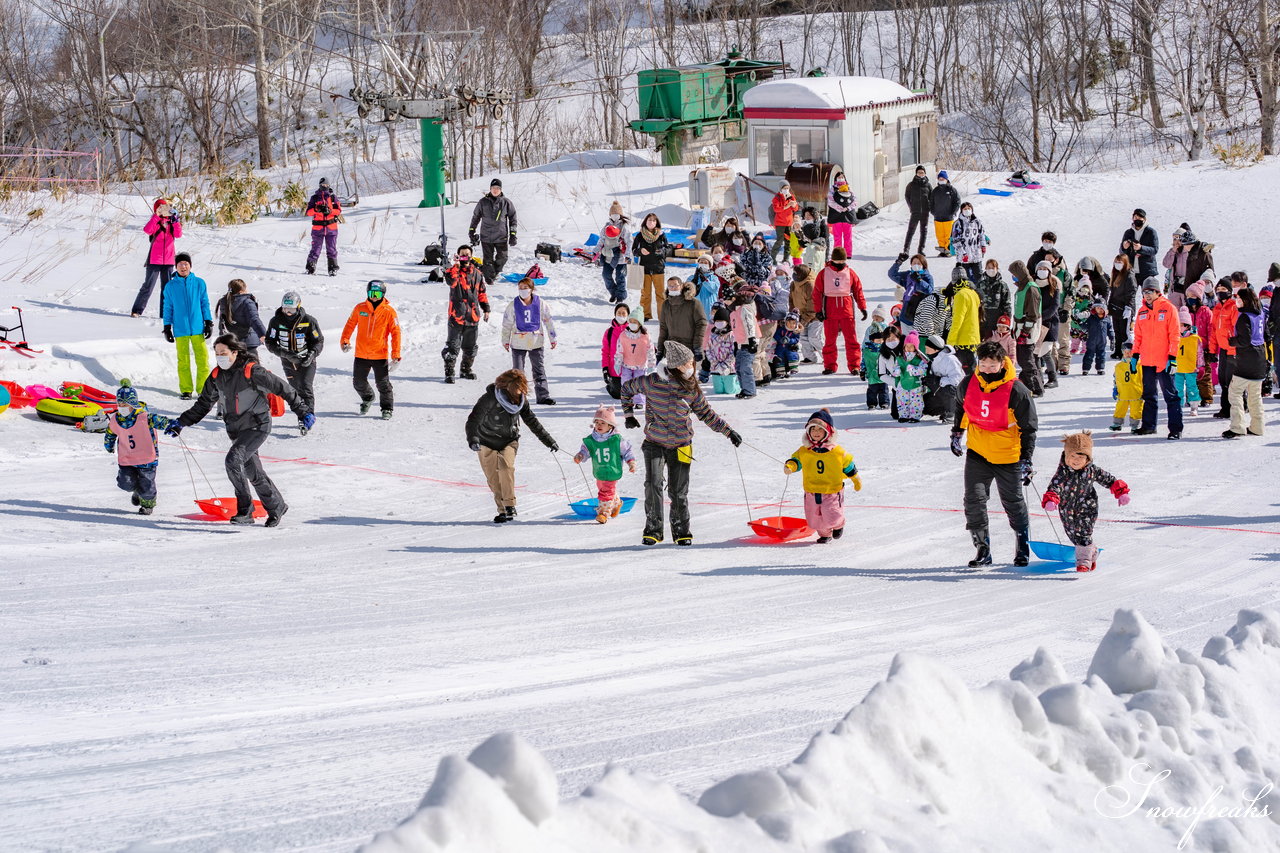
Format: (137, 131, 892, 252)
(749, 516, 813, 542)
(60, 381, 118, 412)
(0, 379, 33, 409)
(195, 498, 269, 520)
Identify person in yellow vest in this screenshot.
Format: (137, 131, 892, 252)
(1174, 306, 1202, 415)
(783, 409, 862, 543)
(950, 341, 1039, 568)
(1109, 342, 1144, 431)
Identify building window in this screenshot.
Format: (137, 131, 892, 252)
(753, 127, 828, 177)
(899, 126, 920, 169)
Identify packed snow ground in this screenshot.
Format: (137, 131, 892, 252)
(2, 159, 1280, 851)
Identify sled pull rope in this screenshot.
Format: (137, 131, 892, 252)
(734, 446, 753, 523)
(777, 470, 790, 518)
(552, 450, 573, 503)
(179, 435, 218, 496)
(1028, 480, 1066, 546)
(743, 439, 784, 464)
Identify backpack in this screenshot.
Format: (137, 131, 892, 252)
(211, 362, 285, 417)
(420, 243, 444, 266)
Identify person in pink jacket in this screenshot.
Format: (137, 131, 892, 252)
(601, 303, 630, 399)
(132, 197, 182, 317)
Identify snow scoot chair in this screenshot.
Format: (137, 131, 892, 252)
(0, 306, 42, 358)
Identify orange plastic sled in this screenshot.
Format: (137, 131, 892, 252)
(195, 498, 269, 520)
(748, 516, 813, 542)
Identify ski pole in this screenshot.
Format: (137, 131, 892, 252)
(734, 446, 753, 523)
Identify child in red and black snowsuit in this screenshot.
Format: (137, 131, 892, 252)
(1040, 431, 1129, 572)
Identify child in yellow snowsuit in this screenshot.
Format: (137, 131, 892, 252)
(1110, 342, 1144, 431)
(782, 409, 861, 543)
(1174, 307, 1202, 416)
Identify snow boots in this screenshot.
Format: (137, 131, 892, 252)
(359, 400, 373, 415)
(1014, 528, 1031, 567)
(459, 354, 477, 381)
(381, 409, 393, 420)
(494, 505, 516, 524)
(265, 505, 288, 528)
(1075, 543, 1098, 572)
(306, 260, 316, 275)
(968, 528, 992, 568)
(327, 258, 339, 277)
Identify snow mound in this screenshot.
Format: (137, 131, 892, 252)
(519, 149, 661, 173)
(359, 609, 1280, 851)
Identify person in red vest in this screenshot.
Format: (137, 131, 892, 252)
(950, 340, 1039, 569)
(813, 247, 868, 374)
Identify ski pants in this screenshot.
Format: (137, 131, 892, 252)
(117, 465, 158, 503)
(225, 426, 284, 517)
(175, 334, 211, 396)
(619, 366, 646, 407)
(933, 220, 955, 252)
(903, 212, 929, 254)
(642, 439, 691, 540)
(1228, 378, 1265, 436)
(804, 490, 846, 538)
(1059, 501, 1098, 547)
(1140, 365, 1183, 434)
(307, 229, 338, 264)
(601, 259, 628, 303)
(443, 321, 479, 370)
(1016, 342, 1043, 394)
(481, 241, 508, 285)
(132, 264, 172, 317)
(822, 311, 860, 372)
(1217, 353, 1236, 415)
(866, 382, 888, 407)
(353, 357, 393, 411)
(829, 222, 853, 256)
(735, 347, 757, 396)
(1173, 372, 1200, 406)
(1113, 398, 1143, 425)
(771, 225, 793, 261)
(1083, 342, 1107, 373)
(640, 273, 666, 320)
(800, 320, 824, 362)
(478, 442, 518, 511)
(511, 347, 550, 402)
(281, 358, 316, 416)
(1111, 313, 1131, 358)
(711, 373, 741, 395)
(963, 450, 1029, 534)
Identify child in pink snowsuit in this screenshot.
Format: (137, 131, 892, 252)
(782, 409, 862, 543)
(613, 311, 656, 410)
(573, 405, 637, 523)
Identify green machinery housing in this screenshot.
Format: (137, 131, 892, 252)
(629, 49, 788, 166)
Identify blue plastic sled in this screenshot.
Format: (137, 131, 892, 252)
(1030, 540, 1102, 563)
(583, 233, 600, 247)
(978, 188, 1014, 197)
(569, 497, 637, 517)
(501, 273, 548, 285)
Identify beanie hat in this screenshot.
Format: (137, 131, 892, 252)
(831, 247, 848, 262)
(318, 177, 330, 187)
(792, 264, 811, 282)
(904, 330, 920, 348)
(1035, 259, 1053, 273)
(153, 197, 168, 212)
(872, 304, 886, 321)
(664, 340, 694, 366)
(891, 302, 902, 317)
(1079, 257, 1094, 272)
(784, 309, 801, 323)
(712, 304, 732, 324)
(608, 200, 624, 217)
(174, 251, 192, 266)
(1199, 268, 1216, 283)
(490, 178, 502, 188)
(937, 170, 949, 180)
(631, 305, 645, 323)
(925, 334, 946, 351)
(593, 405, 618, 430)
(116, 378, 139, 407)
(914, 164, 926, 173)
(950, 265, 966, 283)
(1141, 276, 1161, 292)
(1061, 430, 1093, 461)
(281, 290, 301, 309)
(1269, 261, 1280, 283)
(997, 314, 1011, 327)
(1178, 306, 1192, 325)
(773, 264, 791, 278)
(1133, 208, 1147, 218)
(804, 409, 835, 447)
(1185, 281, 1205, 300)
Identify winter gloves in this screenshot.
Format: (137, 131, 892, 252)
(949, 431, 964, 457)
(850, 473, 863, 491)
(163, 326, 175, 343)
(860, 308, 869, 321)
(624, 415, 640, 429)
(1110, 480, 1131, 505)
(509, 233, 518, 247)
(164, 422, 182, 437)
(1021, 460, 1034, 485)
(469, 442, 481, 451)
(469, 230, 478, 245)
(1041, 490, 1060, 512)
(203, 320, 213, 339)
(341, 341, 352, 353)
(746, 339, 758, 354)
(301, 413, 316, 431)
(815, 311, 826, 322)
(727, 429, 742, 447)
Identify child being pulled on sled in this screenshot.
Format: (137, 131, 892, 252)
(782, 409, 862, 543)
(1040, 431, 1130, 572)
(573, 404, 637, 523)
(103, 379, 175, 515)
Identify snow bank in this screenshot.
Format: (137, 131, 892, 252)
(360, 609, 1280, 852)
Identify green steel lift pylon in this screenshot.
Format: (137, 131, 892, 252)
(418, 118, 448, 208)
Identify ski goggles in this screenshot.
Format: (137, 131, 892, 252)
(367, 281, 386, 299)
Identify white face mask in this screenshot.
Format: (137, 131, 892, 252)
(519, 287, 532, 296)
(615, 313, 627, 323)
(1036, 270, 1049, 280)
(910, 265, 923, 273)
(628, 321, 641, 332)
(609, 213, 620, 221)
(985, 268, 997, 277)
(938, 179, 948, 185)
(1042, 242, 1054, 251)
(667, 286, 681, 296)
(215, 354, 233, 370)
(724, 225, 735, 233)
(1114, 262, 1124, 271)
(118, 405, 134, 417)
(962, 209, 973, 218)
(714, 320, 728, 330)
(678, 365, 695, 378)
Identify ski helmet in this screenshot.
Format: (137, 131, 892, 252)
(367, 280, 386, 299)
(281, 290, 301, 311)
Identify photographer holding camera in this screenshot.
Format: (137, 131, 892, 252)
(132, 197, 182, 317)
(304, 177, 342, 276)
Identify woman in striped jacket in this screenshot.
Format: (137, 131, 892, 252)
(622, 340, 742, 547)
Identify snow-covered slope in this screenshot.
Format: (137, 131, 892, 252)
(2, 159, 1279, 852)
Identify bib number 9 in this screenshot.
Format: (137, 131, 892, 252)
(815, 459, 825, 474)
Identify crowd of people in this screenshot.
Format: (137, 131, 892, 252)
(107, 172, 1275, 564)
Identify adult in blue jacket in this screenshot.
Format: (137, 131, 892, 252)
(888, 254, 935, 334)
(162, 251, 214, 398)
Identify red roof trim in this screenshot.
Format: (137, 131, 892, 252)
(744, 93, 934, 121)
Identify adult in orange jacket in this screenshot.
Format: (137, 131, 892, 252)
(813, 247, 868, 373)
(770, 182, 800, 262)
(304, 178, 342, 276)
(341, 280, 402, 419)
(1131, 277, 1183, 438)
(1207, 277, 1240, 418)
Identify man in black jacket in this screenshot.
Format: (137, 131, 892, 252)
(469, 178, 518, 285)
(167, 335, 314, 527)
(264, 290, 324, 431)
(465, 369, 558, 523)
(1120, 208, 1159, 281)
(930, 170, 962, 257)
(902, 165, 931, 256)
